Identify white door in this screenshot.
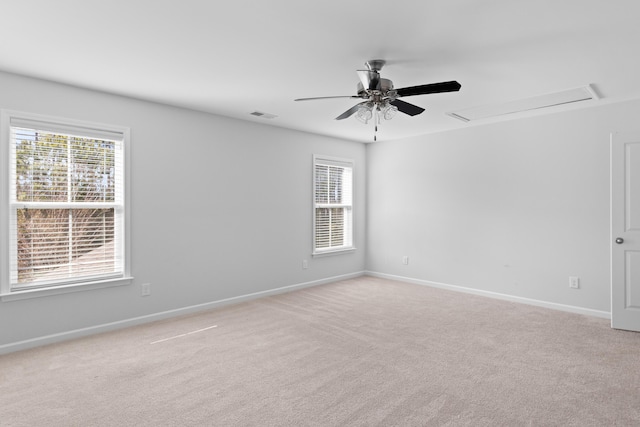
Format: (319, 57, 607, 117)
(611, 132, 640, 331)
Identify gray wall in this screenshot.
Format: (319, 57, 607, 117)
(367, 99, 640, 314)
(3, 68, 640, 351)
(0, 71, 366, 349)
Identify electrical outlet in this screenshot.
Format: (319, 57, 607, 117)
(141, 283, 151, 296)
(569, 276, 580, 289)
(402, 256, 409, 265)
(302, 259, 308, 269)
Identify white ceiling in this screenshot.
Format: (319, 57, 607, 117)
(1, 0, 639, 143)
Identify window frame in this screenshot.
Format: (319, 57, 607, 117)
(312, 154, 355, 256)
(0, 110, 132, 301)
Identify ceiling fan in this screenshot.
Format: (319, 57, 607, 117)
(295, 59, 461, 141)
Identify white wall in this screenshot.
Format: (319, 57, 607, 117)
(367, 99, 640, 314)
(0, 71, 366, 350)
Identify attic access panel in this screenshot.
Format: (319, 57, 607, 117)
(447, 85, 599, 122)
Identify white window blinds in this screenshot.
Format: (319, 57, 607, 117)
(7, 116, 126, 290)
(313, 156, 353, 254)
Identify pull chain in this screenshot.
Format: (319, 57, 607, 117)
(373, 106, 379, 142)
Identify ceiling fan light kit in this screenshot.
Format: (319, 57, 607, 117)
(295, 59, 462, 141)
(354, 101, 398, 124)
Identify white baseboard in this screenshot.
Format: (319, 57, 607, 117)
(365, 271, 611, 320)
(3, 270, 607, 355)
(0, 271, 365, 355)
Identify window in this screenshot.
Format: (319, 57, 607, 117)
(313, 155, 354, 255)
(1, 111, 131, 299)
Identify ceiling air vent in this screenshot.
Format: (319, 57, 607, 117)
(250, 111, 278, 119)
(447, 85, 599, 122)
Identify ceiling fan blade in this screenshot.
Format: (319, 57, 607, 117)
(357, 70, 380, 91)
(335, 102, 367, 120)
(295, 95, 360, 101)
(390, 99, 425, 116)
(395, 80, 461, 97)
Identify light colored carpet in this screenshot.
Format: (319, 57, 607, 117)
(1, 276, 639, 426)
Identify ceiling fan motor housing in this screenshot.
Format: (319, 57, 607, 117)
(357, 78, 395, 99)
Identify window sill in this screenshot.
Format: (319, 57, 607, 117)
(0, 276, 134, 302)
(312, 247, 356, 258)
